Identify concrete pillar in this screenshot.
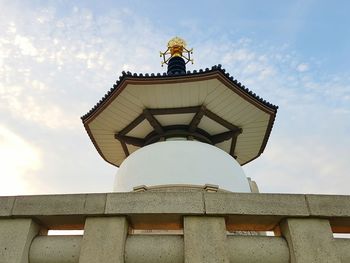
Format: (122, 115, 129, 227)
(281, 218, 341, 263)
(79, 216, 128, 263)
(184, 216, 229, 263)
(0, 218, 40, 263)
(335, 238, 350, 263)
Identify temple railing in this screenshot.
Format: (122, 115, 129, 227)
(1, 192, 350, 262)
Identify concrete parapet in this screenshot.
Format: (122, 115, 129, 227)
(306, 195, 350, 217)
(281, 218, 341, 263)
(204, 193, 309, 215)
(79, 216, 128, 263)
(184, 216, 229, 263)
(205, 192, 309, 231)
(29, 236, 82, 263)
(1, 192, 350, 232)
(0, 196, 15, 216)
(12, 194, 106, 216)
(106, 192, 204, 214)
(106, 192, 204, 229)
(9, 194, 107, 230)
(306, 195, 350, 233)
(0, 218, 39, 263)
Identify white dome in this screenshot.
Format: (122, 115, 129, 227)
(114, 140, 251, 192)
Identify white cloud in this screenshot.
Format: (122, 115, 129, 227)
(297, 63, 309, 72)
(0, 126, 42, 195)
(0, 3, 348, 196)
(0, 83, 78, 129)
(246, 134, 350, 194)
(14, 35, 38, 56)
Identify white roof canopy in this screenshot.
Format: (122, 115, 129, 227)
(82, 69, 277, 167)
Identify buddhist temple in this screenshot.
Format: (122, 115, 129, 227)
(81, 37, 278, 193)
(1, 38, 349, 263)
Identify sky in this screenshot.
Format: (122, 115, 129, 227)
(0, 0, 349, 196)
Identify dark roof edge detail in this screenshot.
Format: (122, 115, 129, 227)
(81, 64, 279, 122)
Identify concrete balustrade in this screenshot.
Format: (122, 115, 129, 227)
(27, 233, 293, 263)
(1, 192, 350, 262)
(26, 232, 350, 263)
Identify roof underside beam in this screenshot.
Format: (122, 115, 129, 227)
(115, 106, 242, 159)
(230, 132, 240, 159)
(188, 105, 206, 132)
(204, 108, 241, 132)
(143, 109, 164, 134)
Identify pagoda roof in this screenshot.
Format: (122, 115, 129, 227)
(82, 65, 278, 167)
(82, 65, 277, 121)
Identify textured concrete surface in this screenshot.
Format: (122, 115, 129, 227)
(105, 192, 204, 214)
(125, 235, 183, 263)
(83, 194, 107, 214)
(0, 218, 39, 263)
(306, 195, 350, 217)
(227, 235, 289, 263)
(3, 193, 350, 219)
(79, 216, 128, 263)
(335, 238, 350, 263)
(106, 192, 204, 230)
(184, 216, 229, 263)
(306, 195, 350, 233)
(1, 192, 350, 231)
(0, 196, 15, 216)
(12, 194, 106, 216)
(205, 192, 310, 231)
(204, 193, 309, 216)
(30, 236, 82, 263)
(281, 218, 341, 263)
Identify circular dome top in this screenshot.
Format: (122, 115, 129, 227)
(114, 140, 251, 192)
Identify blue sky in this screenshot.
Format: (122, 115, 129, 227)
(0, 0, 349, 195)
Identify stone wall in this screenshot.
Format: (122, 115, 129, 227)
(1, 192, 350, 262)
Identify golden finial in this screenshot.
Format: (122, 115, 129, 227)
(160, 36, 193, 66)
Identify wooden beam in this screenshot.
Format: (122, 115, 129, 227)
(115, 106, 243, 159)
(119, 114, 145, 136)
(147, 106, 200, 115)
(144, 129, 213, 145)
(120, 140, 129, 157)
(188, 105, 206, 132)
(211, 131, 235, 144)
(229, 132, 240, 157)
(115, 134, 145, 147)
(143, 109, 164, 134)
(204, 109, 241, 132)
(144, 125, 212, 144)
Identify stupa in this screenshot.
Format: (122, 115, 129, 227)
(81, 37, 278, 192)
